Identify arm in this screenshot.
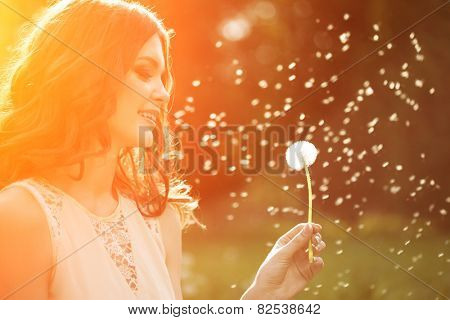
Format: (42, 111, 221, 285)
(159, 203, 183, 300)
(0, 187, 53, 299)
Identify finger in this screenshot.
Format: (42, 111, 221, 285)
(277, 223, 322, 246)
(277, 224, 303, 246)
(310, 256, 325, 274)
(312, 240, 326, 254)
(311, 223, 322, 233)
(279, 223, 314, 258)
(312, 232, 322, 245)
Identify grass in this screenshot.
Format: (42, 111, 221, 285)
(180, 215, 450, 299)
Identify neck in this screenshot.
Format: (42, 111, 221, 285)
(38, 143, 122, 201)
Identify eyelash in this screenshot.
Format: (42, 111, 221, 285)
(135, 67, 153, 81)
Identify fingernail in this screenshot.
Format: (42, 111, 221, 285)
(303, 223, 312, 233)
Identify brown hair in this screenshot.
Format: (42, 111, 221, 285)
(0, 0, 205, 230)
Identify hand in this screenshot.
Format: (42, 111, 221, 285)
(241, 223, 325, 300)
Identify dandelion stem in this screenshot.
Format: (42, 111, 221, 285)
(304, 163, 313, 263)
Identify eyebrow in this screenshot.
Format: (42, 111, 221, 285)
(136, 56, 166, 74)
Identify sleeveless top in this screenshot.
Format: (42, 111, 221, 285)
(1, 177, 176, 299)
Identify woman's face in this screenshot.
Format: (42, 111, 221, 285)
(109, 33, 170, 149)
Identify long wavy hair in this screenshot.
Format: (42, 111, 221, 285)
(0, 0, 205, 230)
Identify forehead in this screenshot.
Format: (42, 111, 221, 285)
(135, 33, 165, 69)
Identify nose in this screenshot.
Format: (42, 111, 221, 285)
(150, 84, 170, 109)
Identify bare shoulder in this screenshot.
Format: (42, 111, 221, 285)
(0, 185, 49, 227)
(0, 186, 52, 299)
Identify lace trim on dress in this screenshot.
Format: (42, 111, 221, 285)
(30, 177, 139, 295)
(26, 178, 63, 243)
(88, 213, 139, 294)
(26, 179, 64, 268)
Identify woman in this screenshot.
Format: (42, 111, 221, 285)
(0, 0, 325, 299)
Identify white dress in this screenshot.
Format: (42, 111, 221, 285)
(1, 177, 176, 299)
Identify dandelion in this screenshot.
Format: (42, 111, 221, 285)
(285, 140, 318, 263)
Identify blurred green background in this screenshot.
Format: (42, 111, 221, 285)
(1, 0, 449, 299)
(181, 177, 449, 299)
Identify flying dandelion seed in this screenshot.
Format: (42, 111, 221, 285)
(178, 4, 450, 300)
(258, 80, 269, 88)
(304, 78, 315, 88)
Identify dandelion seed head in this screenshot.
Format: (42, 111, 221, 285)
(285, 140, 318, 170)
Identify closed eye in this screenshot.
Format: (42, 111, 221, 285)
(135, 66, 154, 81)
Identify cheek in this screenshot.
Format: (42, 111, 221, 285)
(116, 85, 141, 116)
(108, 94, 154, 148)
(114, 81, 146, 125)
(108, 76, 155, 147)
